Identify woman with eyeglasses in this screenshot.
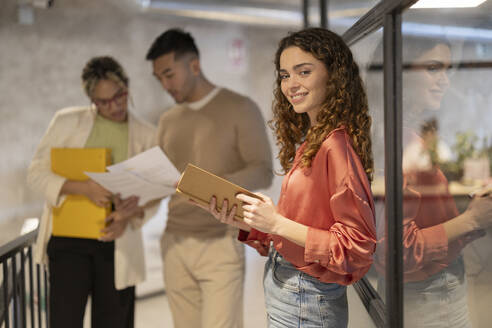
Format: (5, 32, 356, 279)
(27, 56, 156, 328)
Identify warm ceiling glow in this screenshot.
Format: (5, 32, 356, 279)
(411, 0, 487, 8)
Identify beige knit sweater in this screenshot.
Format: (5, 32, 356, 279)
(157, 88, 273, 237)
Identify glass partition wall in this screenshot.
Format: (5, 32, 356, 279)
(400, 5, 492, 328)
(343, 0, 492, 327)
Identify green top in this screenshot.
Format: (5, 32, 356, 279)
(85, 114, 128, 164)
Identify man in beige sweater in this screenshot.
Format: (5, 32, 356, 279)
(146, 29, 273, 328)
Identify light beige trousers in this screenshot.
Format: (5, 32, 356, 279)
(160, 230, 245, 328)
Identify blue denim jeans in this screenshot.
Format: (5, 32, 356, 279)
(263, 250, 348, 328)
(378, 255, 471, 328)
(403, 256, 471, 328)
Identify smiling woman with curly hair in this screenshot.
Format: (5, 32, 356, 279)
(271, 28, 374, 180)
(196, 28, 377, 328)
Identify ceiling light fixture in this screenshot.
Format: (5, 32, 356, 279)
(411, 0, 487, 9)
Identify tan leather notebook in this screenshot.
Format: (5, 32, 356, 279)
(176, 163, 261, 220)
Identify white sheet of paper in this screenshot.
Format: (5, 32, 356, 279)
(85, 171, 175, 206)
(107, 146, 180, 186)
(84, 146, 180, 206)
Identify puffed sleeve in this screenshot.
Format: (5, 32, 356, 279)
(401, 186, 445, 270)
(399, 180, 475, 276)
(238, 228, 270, 256)
(304, 132, 376, 279)
(304, 186, 376, 274)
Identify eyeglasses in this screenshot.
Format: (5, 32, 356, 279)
(92, 90, 128, 108)
(404, 61, 454, 77)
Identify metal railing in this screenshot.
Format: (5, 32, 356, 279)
(0, 229, 49, 328)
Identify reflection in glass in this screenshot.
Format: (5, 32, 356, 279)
(366, 33, 492, 328)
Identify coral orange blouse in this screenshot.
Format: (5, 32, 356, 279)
(239, 127, 376, 285)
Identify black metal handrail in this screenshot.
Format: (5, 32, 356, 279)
(342, 0, 418, 46)
(0, 228, 49, 328)
(353, 277, 386, 327)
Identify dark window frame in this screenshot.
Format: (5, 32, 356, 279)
(341, 1, 419, 327)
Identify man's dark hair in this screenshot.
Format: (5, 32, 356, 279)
(146, 28, 199, 61)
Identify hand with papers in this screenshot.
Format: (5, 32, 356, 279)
(59, 179, 112, 207)
(113, 195, 143, 219)
(84, 179, 113, 207)
(107, 195, 143, 221)
(85, 146, 180, 206)
(99, 195, 143, 241)
(100, 217, 129, 242)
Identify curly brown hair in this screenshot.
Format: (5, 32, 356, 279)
(270, 27, 374, 181)
(81, 56, 129, 98)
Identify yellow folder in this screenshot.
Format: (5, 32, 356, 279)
(51, 148, 111, 239)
